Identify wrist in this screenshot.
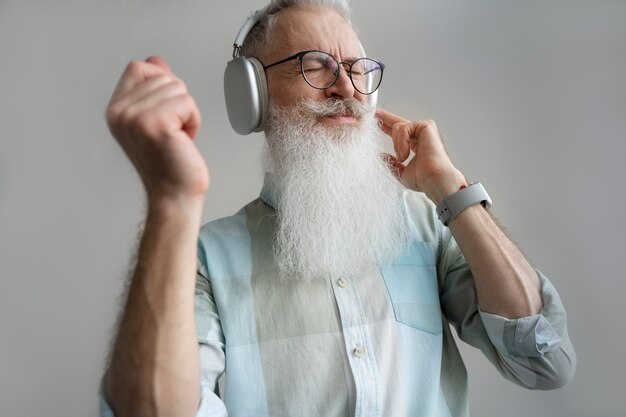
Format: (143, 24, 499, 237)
(423, 168, 467, 206)
(147, 193, 204, 224)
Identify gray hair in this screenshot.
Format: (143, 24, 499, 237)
(240, 0, 352, 60)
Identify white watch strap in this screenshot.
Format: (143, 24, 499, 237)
(436, 182, 492, 226)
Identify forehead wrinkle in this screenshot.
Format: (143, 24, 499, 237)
(269, 6, 361, 63)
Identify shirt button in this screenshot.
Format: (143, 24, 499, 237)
(337, 278, 348, 288)
(352, 346, 364, 358)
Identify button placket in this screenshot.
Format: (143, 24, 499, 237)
(330, 275, 378, 417)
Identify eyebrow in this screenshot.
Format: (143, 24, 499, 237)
(340, 55, 360, 63)
(298, 51, 360, 62)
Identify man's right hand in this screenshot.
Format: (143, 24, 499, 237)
(104, 57, 207, 417)
(106, 56, 209, 200)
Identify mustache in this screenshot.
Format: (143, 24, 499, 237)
(296, 97, 375, 118)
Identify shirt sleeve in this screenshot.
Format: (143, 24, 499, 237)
(194, 263, 229, 416)
(437, 225, 577, 390)
(98, 267, 228, 417)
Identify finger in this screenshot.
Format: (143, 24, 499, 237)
(376, 108, 410, 136)
(391, 127, 403, 162)
(109, 80, 189, 133)
(121, 93, 201, 142)
(404, 119, 445, 155)
(181, 95, 202, 139)
(112, 59, 173, 99)
(123, 78, 188, 113)
(117, 74, 177, 107)
(395, 119, 445, 162)
(391, 122, 413, 162)
(376, 109, 413, 161)
(145, 56, 185, 84)
(160, 94, 202, 140)
(145, 55, 171, 72)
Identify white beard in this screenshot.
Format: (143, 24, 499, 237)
(263, 98, 411, 280)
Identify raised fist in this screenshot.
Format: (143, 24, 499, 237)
(106, 56, 209, 200)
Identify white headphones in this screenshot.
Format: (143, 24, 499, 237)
(223, 11, 378, 135)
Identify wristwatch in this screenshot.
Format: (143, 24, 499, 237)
(436, 182, 492, 226)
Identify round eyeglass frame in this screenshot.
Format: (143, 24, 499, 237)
(263, 49, 385, 95)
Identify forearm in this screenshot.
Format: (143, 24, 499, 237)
(448, 204, 542, 318)
(105, 195, 204, 417)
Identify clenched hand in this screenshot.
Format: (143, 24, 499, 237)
(106, 56, 209, 201)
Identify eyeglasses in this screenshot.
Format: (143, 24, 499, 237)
(263, 50, 385, 95)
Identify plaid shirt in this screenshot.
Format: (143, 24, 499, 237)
(100, 178, 575, 417)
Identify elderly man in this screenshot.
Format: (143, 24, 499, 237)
(101, 1, 575, 416)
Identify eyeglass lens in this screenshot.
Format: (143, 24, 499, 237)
(300, 51, 382, 95)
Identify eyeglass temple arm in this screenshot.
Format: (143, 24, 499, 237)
(263, 53, 305, 70)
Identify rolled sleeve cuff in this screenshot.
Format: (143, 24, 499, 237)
(478, 270, 566, 357)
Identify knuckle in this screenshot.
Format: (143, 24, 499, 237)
(175, 94, 197, 115)
(134, 111, 154, 131)
(118, 106, 136, 126)
(153, 73, 171, 84)
(393, 122, 410, 137)
(173, 82, 188, 97)
(158, 78, 186, 97)
(125, 60, 143, 76)
(133, 111, 162, 138)
(181, 93, 196, 108)
(174, 78, 188, 93)
(425, 119, 437, 129)
(127, 104, 156, 133)
(106, 102, 125, 127)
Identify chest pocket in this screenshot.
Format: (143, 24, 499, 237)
(380, 241, 442, 335)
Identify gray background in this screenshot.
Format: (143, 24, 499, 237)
(0, 0, 624, 416)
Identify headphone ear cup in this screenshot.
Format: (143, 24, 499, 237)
(224, 56, 269, 135)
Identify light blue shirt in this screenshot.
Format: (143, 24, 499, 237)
(100, 181, 576, 417)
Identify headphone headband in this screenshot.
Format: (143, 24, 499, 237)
(232, 10, 265, 58)
(223, 8, 378, 136)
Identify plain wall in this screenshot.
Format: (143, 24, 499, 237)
(1, 0, 624, 416)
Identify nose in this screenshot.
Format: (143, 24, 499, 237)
(324, 63, 356, 101)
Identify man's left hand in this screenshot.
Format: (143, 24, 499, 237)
(377, 109, 468, 205)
